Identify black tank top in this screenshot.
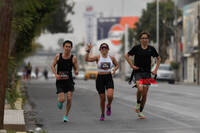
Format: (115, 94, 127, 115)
(57, 53, 74, 80)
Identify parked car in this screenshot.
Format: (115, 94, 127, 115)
(125, 70, 132, 81)
(17, 71, 23, 77)
(112, 69, 119, 78)
(75, 71, 85, 80)
(84, 67, 98, 80)
(48, 72, 56, 79)
(155, 64, 175, 84)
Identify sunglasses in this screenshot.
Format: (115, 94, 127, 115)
(100, 46, 109, 49)
(140, 37, 149, 40)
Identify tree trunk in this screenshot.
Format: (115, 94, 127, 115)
(0, 0, 12, 129)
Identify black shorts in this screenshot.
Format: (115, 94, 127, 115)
(56, 79, 74, 94)
(96, 74, 114, 94)
(135, 72, 151, 85)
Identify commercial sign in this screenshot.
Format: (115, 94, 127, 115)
(97, 16, 138, 46)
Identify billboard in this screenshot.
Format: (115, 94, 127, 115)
(97, 16, 138, 46)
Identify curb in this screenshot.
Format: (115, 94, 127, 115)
(0, 130, 7, 133)
(4, 80, 26, 132)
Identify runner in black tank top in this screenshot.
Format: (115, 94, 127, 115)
(51, 40, 78, 122)
(56, 53, 74, 89)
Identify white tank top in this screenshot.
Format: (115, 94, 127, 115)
(97, 54, 114, 72)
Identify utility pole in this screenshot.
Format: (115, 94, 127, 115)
(156, 0, 159, 53)
(174, 0, 179, 81)
(124, 24, 129, 79)
(198, 0, 200, 85)
(175, 1, 178, 65)
(0, 0, 12, 129)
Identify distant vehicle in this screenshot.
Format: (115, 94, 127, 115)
(112, 69, 119, 78)
(84, 66, 98, 80)
(125, 70, 132, 81)
(75, 71, 85, 80)
(17, 71, 24, 78)
(155, 64, 175, 84)
(17, 71, 23, 78)
(31, 72, 36, 79)
(48, 72, 56, 79)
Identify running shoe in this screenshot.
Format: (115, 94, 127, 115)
(99, 114, 105, 121)
(138, 112, 146, 119)
(57, 101, 63, 110)
(106, 104, 111, 116)
(134, 103, 140, 113)
(63, 115, 69, 122)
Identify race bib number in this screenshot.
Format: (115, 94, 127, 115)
(100, 62, 111, 70)
(59, 71, 69, 80)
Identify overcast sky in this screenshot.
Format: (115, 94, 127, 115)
(37, 0, 154, 50)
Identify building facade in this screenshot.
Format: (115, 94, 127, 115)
(182, 1, 200, 84)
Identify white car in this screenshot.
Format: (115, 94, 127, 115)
(156, 64, 175, 84)
(17, 71, 23, 77)
(75, 71, 85, 80)
(47, 72, 56, 79)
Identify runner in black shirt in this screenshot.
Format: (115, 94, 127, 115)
(51, 40, 78, 122)
(125, 31, 161, 119)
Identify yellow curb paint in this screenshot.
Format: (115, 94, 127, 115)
(14, 80, 23, 110)
(14, 98, 23, 110)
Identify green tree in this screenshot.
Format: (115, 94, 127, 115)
(1, 0, 58, 112)
(11, 0, 57, 61)
(134, 0, 181, 62)
(0, 0, 75, 127)
(5, 0, 75, 109)
(46, 0, 75, 33)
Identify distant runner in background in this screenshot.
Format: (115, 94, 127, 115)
(43, 68, 48, 80)
(27, 62, 32, 80)
(35, 67, 39, 79)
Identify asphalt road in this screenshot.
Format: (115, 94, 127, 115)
(26, 78, 200, 133)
